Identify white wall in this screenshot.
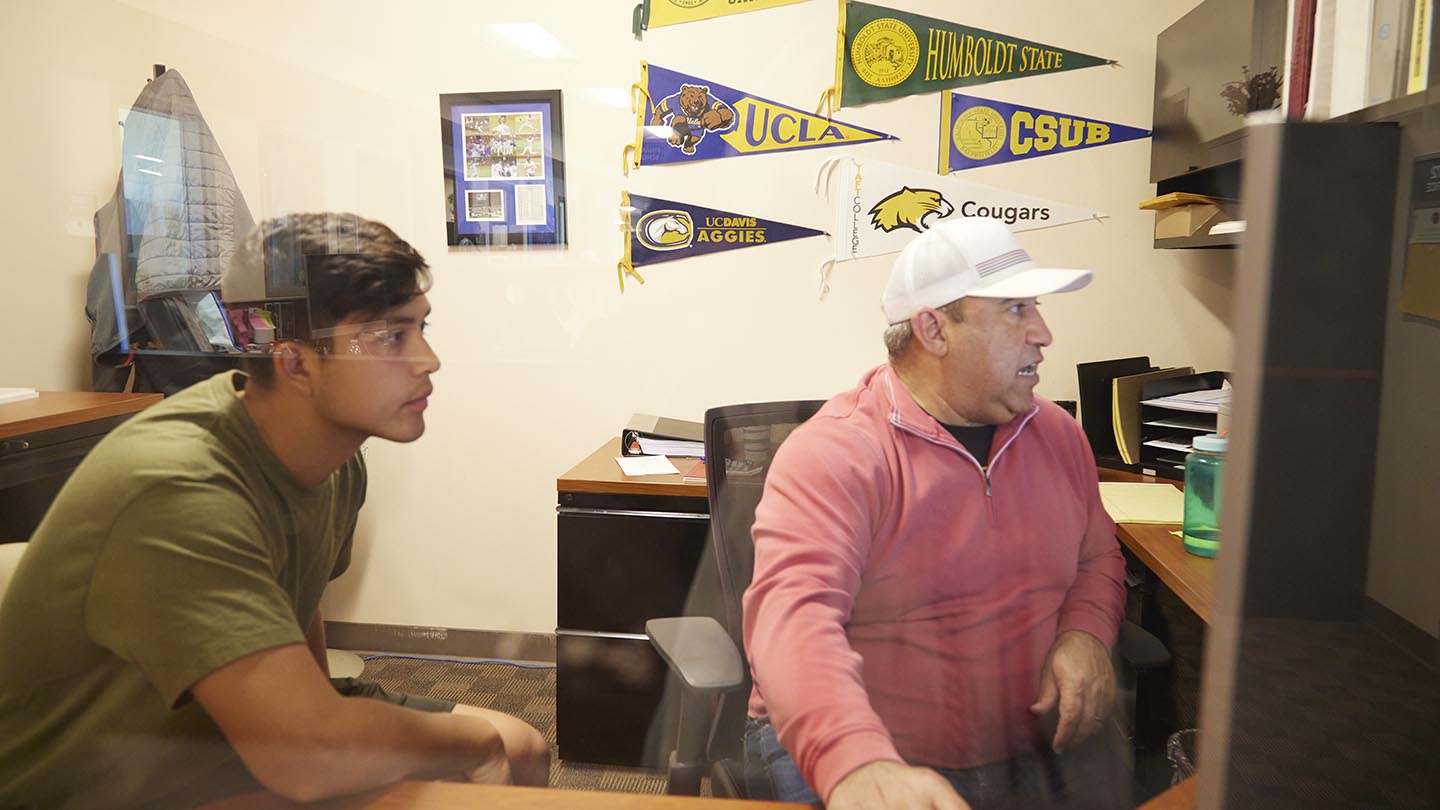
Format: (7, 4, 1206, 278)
(0, 0, 1222, 634)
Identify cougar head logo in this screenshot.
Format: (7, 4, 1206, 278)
(868, 187, 955, 233)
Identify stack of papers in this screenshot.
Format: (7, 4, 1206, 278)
(635, 436, 704, 457)
(0, 388, 39, 406)
(1098, 482, 1185, 524)
(1141, 384, 1231, 413)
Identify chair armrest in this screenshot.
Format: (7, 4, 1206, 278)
(1117, 620, 1172, 670)
(646, 616, 744, 693)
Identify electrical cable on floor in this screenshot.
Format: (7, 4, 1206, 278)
(359, 652, 556, 670)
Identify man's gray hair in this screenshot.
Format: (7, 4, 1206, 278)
(883, 298, 966, 362)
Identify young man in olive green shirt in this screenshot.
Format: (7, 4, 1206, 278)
(0, 214, 548, 809)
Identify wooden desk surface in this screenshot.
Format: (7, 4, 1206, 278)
(1097, 468, 1215, 625)
(1138, 776, 1196, 809)
(557, 439, 707, 499)
(0, 391, 162, 440)
(203, 782, 805, 810)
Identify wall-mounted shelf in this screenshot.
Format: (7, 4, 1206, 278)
(1155, 230, 1240, 250)
(1152, 162, 1243, 250)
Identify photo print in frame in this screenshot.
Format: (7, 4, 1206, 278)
(440, 89, 566, 246)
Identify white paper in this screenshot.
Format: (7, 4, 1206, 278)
(1142, 385, 1232, 413)
(636, 436, 704, 457)
(0, 388, 39, 406)
(514, 184, 548, 226)
(1143, 438, 1197, 453)
(614, 455, 680, 476)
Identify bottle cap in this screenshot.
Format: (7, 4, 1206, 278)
(1193, 434, 1228, 453)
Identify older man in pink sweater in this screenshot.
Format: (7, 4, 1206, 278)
(742, 219, 1129, 810)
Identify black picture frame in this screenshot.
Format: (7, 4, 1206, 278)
(440, 89, 567, 247)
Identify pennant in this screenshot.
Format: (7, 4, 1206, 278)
(633, 0, 811, 36)
(625, 63, 896, 172)
(824, 0, 1115, 110)
(616, 191, 825, 291)
(940, 92, 1150, 173)
(818, 156, 1105, 265)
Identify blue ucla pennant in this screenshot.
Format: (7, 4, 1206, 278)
(939, 91, 1150, 173)
(615, 191, 825, 291)
(626, 63, 897, 171)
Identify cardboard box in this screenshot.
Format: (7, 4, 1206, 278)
(1153, 203, 1225, 239)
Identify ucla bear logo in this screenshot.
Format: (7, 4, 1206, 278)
(869, 187, 955, 233)
(636, 210, 694, 251)
(651, 84, 736, 155)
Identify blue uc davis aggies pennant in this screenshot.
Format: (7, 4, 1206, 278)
(625, 63, 896, 172)
(615, 191, 825, 291)
(939, 91, 1150, 173)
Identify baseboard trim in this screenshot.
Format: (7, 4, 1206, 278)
(324, 621, 556, 663)
(1362, 598, 1438, 671)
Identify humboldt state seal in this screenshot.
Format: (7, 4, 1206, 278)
(850, 18, 919, 88)
(952, 105, 1007, 161)
(666, 0, 708, 7)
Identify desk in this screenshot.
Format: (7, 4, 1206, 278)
(0, 392, 161, 541)
(1098, 469, 1215, 625)
(203, 781, 804, 809)
(555, 440, 710, 767)
(1138, 776, 1196, 809)
(553, 446, 1218, 771)
(1100, 471, 1210, 808)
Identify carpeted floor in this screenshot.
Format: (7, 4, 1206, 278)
(357, 654, 672, 794)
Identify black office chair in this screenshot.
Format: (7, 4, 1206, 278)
(646, 401, 1171, 799)
(646, 400, 822, 798)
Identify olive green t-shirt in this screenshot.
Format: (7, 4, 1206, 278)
(0, 371, 365, 809)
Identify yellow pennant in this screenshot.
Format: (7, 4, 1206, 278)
(636, 0, 812, 34)
(718, 98, 887, 154)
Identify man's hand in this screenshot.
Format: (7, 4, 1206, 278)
(1029, 630, 1116, 753)
(827, 761, 972, 810)
(462, 743, 512, 786)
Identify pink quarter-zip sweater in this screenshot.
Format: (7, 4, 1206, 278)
(743, 364, 1125, 801)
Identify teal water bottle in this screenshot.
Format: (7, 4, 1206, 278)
(1182, 434, 1227, 558)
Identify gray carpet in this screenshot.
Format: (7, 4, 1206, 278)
(357, 654, 672, 794)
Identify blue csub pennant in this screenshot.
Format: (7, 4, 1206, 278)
(940, 91, 1150, 173)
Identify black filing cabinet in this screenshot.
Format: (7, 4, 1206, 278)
(555, 442, 711, 767)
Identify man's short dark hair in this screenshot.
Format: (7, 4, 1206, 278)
(882, 297, 965, 362)
(234, 213, 431, 387)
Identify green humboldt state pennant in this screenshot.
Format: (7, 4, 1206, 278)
(826, 0, 1115, 109)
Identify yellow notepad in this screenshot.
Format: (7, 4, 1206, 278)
(1098, 482, 1184, 524)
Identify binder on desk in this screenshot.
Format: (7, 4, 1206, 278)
(1076, 356, 1153, 465)
(621, 413, 705, 457)
(1136, 371, 1230, 477)
(1112, 366, 1194, 465)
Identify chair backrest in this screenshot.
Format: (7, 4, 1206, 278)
(703, 401, 826, 654)
(694, 401, 824, 764)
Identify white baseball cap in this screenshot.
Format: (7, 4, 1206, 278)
(881, 218, 1092, 324)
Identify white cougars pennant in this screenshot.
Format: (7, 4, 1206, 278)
(817, 156, 1106, 264)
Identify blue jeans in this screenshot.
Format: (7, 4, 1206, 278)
(743, 717, 1131, 810)
(743, 717, 821, 805)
